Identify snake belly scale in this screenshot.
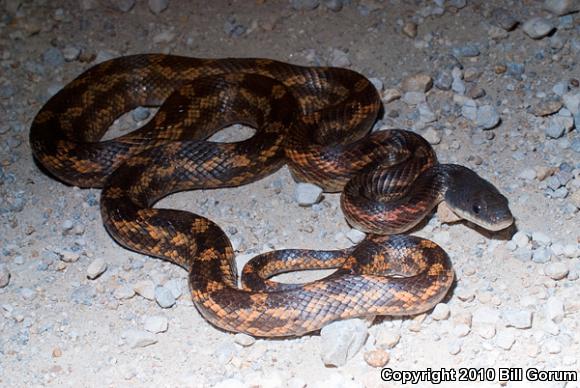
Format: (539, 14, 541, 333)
(30, 54, 513, 337)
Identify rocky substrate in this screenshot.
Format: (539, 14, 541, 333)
(0, 0, 579, 387)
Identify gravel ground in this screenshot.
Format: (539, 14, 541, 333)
(1, 0, 579, 387)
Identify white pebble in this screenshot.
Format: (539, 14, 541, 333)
(346, 228, 366, 244)
(155, 285, 176, 308)
(522, 17, 554, 39)
(133, 280, 156, 300)
(453, 324, 471, 337)
(543, 0, 580, 15)
(114, 284, 136, 300)
(234, 333, 256, 347)
(294, 183, 323, 206)
(401, 73, 433, 93)
(545, 297, 565, 323)
(544, 262, 569, 280)
(532, 231, 552, 246)
(476, 105, 501, 129)
(320, 319, 368, 367)
(122, 329, 158, 348)
(431, 303, 450, 320)
(86, 258, 107, 279)
(144, 315, 168, 333)
(503, 309, 533, 329)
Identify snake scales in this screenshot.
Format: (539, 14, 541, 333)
(30, 54, 514, 337)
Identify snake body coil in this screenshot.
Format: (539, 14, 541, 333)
(30, 54, 513, 336)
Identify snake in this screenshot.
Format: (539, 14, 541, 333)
(29, 54, 514, 337)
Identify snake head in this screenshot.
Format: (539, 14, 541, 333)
(443, 165, 514, 232)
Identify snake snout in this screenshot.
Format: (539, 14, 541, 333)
(444, 165, 514, 232)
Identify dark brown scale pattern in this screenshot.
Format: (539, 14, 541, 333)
(30, 54, 458, 337)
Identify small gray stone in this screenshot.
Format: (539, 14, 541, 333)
(323, 0, 343, 12)
(452, 44, 480, 57)
(553, 81, 569, 96)
(545, 297, 565, 323)
(148, 0, 169, 14)
(448, 0, 466, 8)
(461, 99, 477, 120)
(518, 168, 537, 181)
(223, 16, 246, 37)
(123, 329, 158, 348)
(532, 99, 563, 116)
(532, 248, 552, 263)
(295, 183, 323, 206)
(562, 92, 580, 115)
(422, 127, 442, 145)
(434, 70, 453, 90)
(164, 278, 183, 299)
(112, 0, 136, 12)
(329, 48, 350, 67)
(144, 315, 168, 333)
(61, 219, 74, 232)
(506, 62, 525, 79)
(476, 105, 500, 129)
(544, 262, 569, 280)
(155, 285, 176, 308)
(114, 284, 136, 300)
(532, 231, 552, 245)
(382, 88, 401, 103)
(320, 319, 368, 367)
(490, 7, 518, 31)
(62, 46, 80, 62)
(418, 103, 436, 123)
(291, 0, 320, 11)
(495, 330, 515, 350)
(550, 186, 567, 200)
(401, 74, 433, 93)
(0, 265, 10, 288)
(233, 333, 256, 347)
(543, 0, 580, 15)
(87, 258, 107, 279)
(402, 91, 426, 105)
(546, 175, 562, 190)
(522, 17, 555, 39)
(452, 77, 466, 94)
(503, 309, 533, 329)
(43, 47, 65, 67)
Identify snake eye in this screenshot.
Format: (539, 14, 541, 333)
(472, 204, 482, 214)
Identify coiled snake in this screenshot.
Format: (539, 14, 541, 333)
(30, 54, 514, 337)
